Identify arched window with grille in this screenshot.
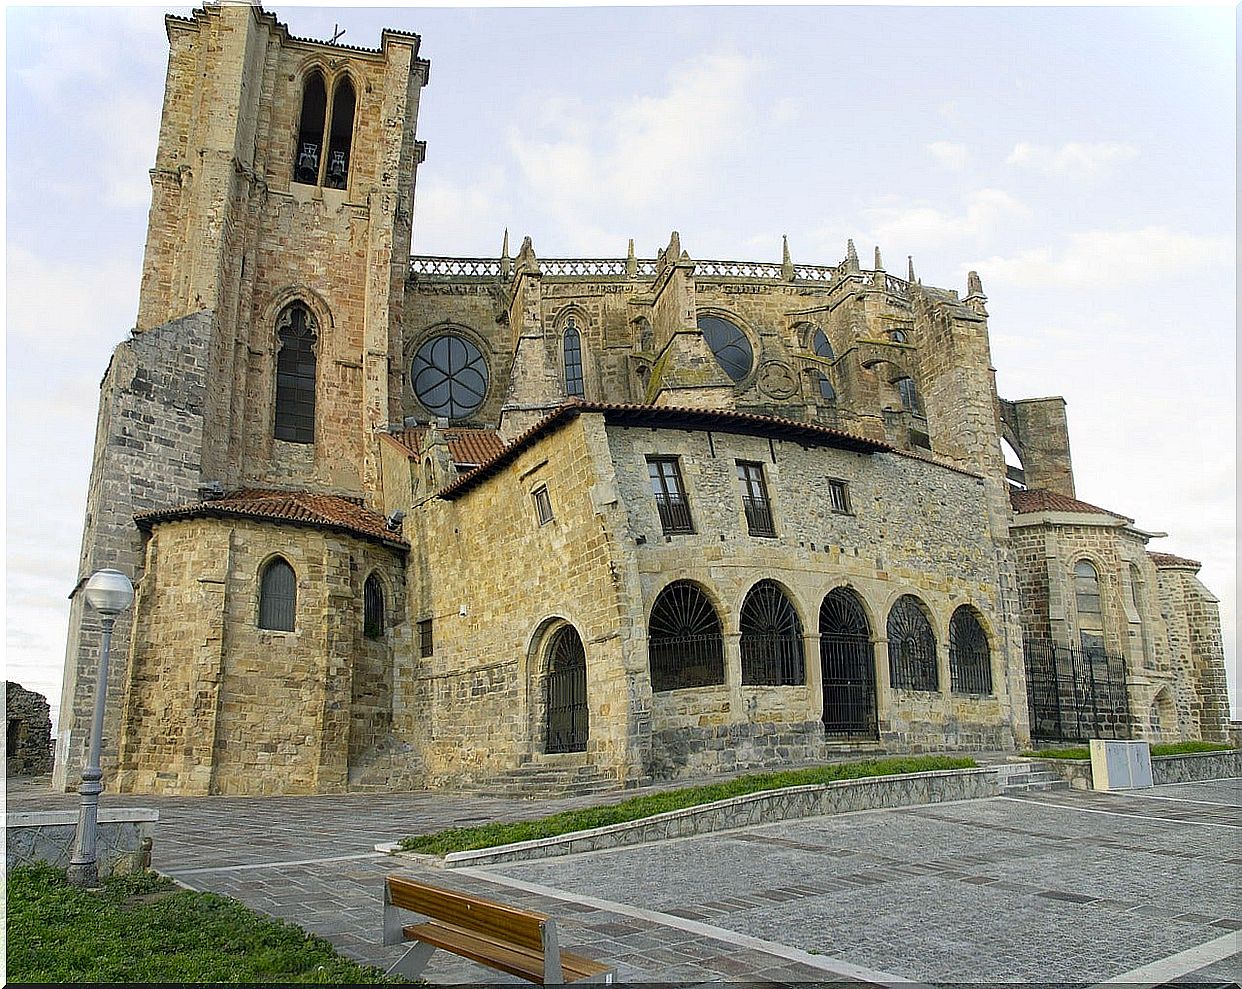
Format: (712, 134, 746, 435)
(363, 574, 385, 640)
(325, 76, 356, 189)
(563, 318, 585, 397)
(259, 557, 296, 631)
(740, 580, 804, 686)
(545, 624, 588, 753)
(887, 594, 937, 691)
(274, 302, 317, 443)
(820, 587, 877, 736)
(293, 71, 327, 184)
(648, 581, 725, 692)
(948, 606, 992, 694)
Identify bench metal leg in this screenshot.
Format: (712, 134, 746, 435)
(386, 940, 436, 980)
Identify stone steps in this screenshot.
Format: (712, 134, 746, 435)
(449, 762, 630, 798)
(995, 761, 1070, 793)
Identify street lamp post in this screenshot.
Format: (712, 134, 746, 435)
(67, 568, 134, 888)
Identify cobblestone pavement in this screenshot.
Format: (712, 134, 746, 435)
(8, 775, 1239, 984)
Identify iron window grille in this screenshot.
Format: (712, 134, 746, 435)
(736, 461, 776, 537)
(363, 574, 385, 640)
(648, 580, 725, 692)
(563, 319, 585, 397)
(948, 606, 992, 694)
(532, 485, 554, 525)
(545, 625, 589, 754)
(887, 594, 938, 691)
(647, 457, 694, 534)
(258, 558, 296, 631)
(828, 479, 851, 514)
(740, 580, 805, 685)
(819, 588, 878, 737)
(417, 618, 434, 658)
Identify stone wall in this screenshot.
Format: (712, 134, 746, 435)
(114, 516, 406, 795)
(55, 311, 213, 792)
(7, 809, 157, 877)
(6, 682, 53, 776)
(1152, 563, 1231, 741)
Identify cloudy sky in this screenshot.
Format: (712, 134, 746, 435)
(5, 3, 1236, 728)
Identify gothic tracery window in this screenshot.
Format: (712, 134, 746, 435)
(563, 318, 585, 397)
(697, 315, 753, 382)
(410, 333, 490, 420)
(293, 71, 356, 189)
(274, 303, 317, 443)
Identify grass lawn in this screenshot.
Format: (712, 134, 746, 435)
(1023, 740, 1235, 761)
(401, 754, 976, 855)
(6, 863, 401, 984)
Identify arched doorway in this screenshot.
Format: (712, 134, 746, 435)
(819, 588, 877, 737)
(545, 625, 588, 754)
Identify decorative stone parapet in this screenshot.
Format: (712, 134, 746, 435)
(6, 808, 158, 877)
(427, 768, 995, 868)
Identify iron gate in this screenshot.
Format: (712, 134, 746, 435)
(546, 626, 588, 753)
(1024, 638, 1131, 742)
(819, 589, 878, 738)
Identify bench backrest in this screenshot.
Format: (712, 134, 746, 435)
(386, 876, 549, 954)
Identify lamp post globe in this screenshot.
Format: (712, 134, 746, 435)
(67, 568, 135, 887)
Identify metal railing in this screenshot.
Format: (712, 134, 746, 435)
(649, 634, 726, 692)
(653, 493, 694, 534)
(740, 633, 805, 686)
(1024, 638, 1131, 742)
(741, 496, 776, 537)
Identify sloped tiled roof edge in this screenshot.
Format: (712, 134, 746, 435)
(438, 401, 892, 500)
(1009, 487, 1133, 522)
(135, 489, 408, 551)
(1148, 551, 1202, 570)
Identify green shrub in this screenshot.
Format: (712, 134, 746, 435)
(6, 863, 401, 984)
(401, 754, 976, 855)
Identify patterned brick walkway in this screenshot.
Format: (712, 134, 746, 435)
(8, 775, 1240, 984)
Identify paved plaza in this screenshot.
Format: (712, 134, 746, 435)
(8, 775, 1240, 984)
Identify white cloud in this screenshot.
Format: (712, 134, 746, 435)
(411, 168, 509, 256)
(966, 226, 1234, 291)
(863, 188, 1031, 253)
(927, 141, 969, 170)
(508, 51, 761, 249)
(1006, 141, 1139, 180)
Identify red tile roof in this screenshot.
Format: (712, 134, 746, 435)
(135, 489, 408, 550)
(1148, 551, 1202, 570)
(438, 400, 891, 500)
(385, 426, 506, 469)
(1009, 487, 1131, 521)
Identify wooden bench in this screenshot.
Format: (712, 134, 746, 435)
(382, 875, 616, 984)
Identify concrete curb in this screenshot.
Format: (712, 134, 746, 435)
(386, 766, 997, 868)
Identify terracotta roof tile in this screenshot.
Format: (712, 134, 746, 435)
(387, 426, 505, 468)
(1009, 487, 1131, 521)
(1148, 551, 1202, 570)
(135, 489, 408, 550)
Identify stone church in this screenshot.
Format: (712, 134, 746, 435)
(54, 3, 1230, 796)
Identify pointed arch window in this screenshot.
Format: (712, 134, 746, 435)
(887, 594, 937, 691)
(563, 318, 585, 397)
(259, 557, 296, 631)
(363, 574, 385, 640)
(325, 77, 356, 189)
(895, 376, 923, 416)
(294, 72, 327, 184)
(274, 302, 317, 443)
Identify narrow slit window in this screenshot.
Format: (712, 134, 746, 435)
(563, 318, 585, 397)
(828, 479, 851, 514)
(533, 485, 554, 525)
(363, 574, 385, 640)
(418, 618, 434, 657)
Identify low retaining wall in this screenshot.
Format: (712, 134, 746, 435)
(6, 808, 158, 877)
(1041, 750, 1239, 790)
(437, 767, 995, 868)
